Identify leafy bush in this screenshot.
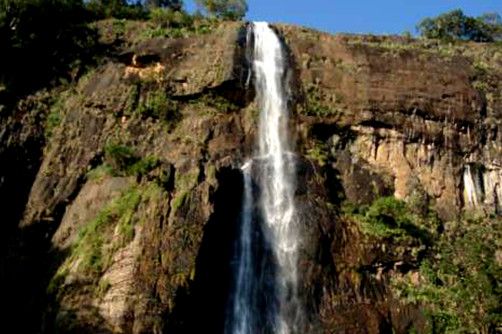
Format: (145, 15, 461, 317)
(306, 142, 329, 167)
(142, 7, 216, 39)
(127, 156, 160, 176)
(394, 217, 502, 332)
(418, 9, 502, 42)
(304, 83, 341, 117)
(195, 0, 247, 20)
(150, 7, 193, 28)
(343, 196, 437, 243)
(144, 0, 183, 10)
(136, 89, 180, 124)
(104, 143, 137, 172)
(104, 143, 160, 176)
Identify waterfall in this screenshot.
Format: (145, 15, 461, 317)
(483, 168, 502, 214)
(463, 165, 483, 207)
(227, 22, 302, 334)
(463, 164, 502, 214)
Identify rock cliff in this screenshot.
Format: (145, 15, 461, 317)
(0, 20, 500, 333)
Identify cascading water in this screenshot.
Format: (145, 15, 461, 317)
(463, 164, 502, 213)
(226, 22, 302, 334)
(463, 165, 483, 207)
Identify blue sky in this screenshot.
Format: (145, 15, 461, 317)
(185, 0, 502, 35)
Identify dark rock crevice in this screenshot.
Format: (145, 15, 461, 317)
(165, 167, 243, 333)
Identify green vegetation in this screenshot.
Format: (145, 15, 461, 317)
(393, 216, 502, 333)
(304, 83, 341, 117)
(74, 186, 142, 274)
(343, 196, 438, 243)
(0, 0, 98, 97)
(44, 92, 71, 137)
(104, 143, 160, 177)
(306, 142, 330, 167)
(418, 9, 502, 42)
(96, 279, 112, 297)
(45, 109, 62, 138)
(150, 6, 193, 28)
(136, 89, 180, 123)
(195, 0, 247, 20)
(194, 92, 239, 112)
(140, 7, 219, 40)
(47, 185, 142, 296)
(145, 0, 183, 10)
(47, 182, 165, 299)
(86, 164, 115, 180)
(171, 168, 199, 213)
(86, 0, 147, 20)
(104, 143, 137, 171)
(125, 87, 182, 128)
(347, 196, 501, 332)
(0, 0, 244, 103)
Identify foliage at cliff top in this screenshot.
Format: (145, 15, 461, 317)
(0, 0, 245, 101)
(195, 0, 247, 20)
(418, 9, 502, 42)
(0, 0, 97, 96)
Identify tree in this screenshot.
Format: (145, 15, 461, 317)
(144, 0, 183, 10)
(0, 0, 97, 95)
(478, 12, 502, 40)
(195, 0, 247, 20)
(85, 0, 147, 19)
(417, 9, 502, 42)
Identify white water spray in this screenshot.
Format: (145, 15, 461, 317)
(463, 165, 482, 207)
(230, 161, 256, 334)
(227, 22, 301, 334)
(463, 164, 502, 213)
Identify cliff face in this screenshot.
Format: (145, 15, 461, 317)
(0, 21, 500, 333)
(279, 25, 501, 218)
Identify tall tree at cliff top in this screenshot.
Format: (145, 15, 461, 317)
(0, 0, 96, 96)
(418, 9, 502, 42)
(195, 0, 247, 20)
(85, 0, 147, 19)
(144, 0, 183, 10)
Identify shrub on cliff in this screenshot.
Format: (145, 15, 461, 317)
(393, 216, 502, 332)
(418, 9, 502, 42)
(343, 196, 438, 243)
(103, 143, 160, 177)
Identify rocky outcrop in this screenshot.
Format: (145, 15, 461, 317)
(278, 25, 501, 219)
(0, 20, 500, 334)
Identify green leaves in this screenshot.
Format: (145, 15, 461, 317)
(0, 0, 97, 94)
(104, 143, 160, 177)
(394, 217, 502, 332)
(195, 0, 247, 20)
(344, 196, 436, 243)
(417, 9, 502, 42)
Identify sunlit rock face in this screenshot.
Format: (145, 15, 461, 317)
(277, 25, 501, 219)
